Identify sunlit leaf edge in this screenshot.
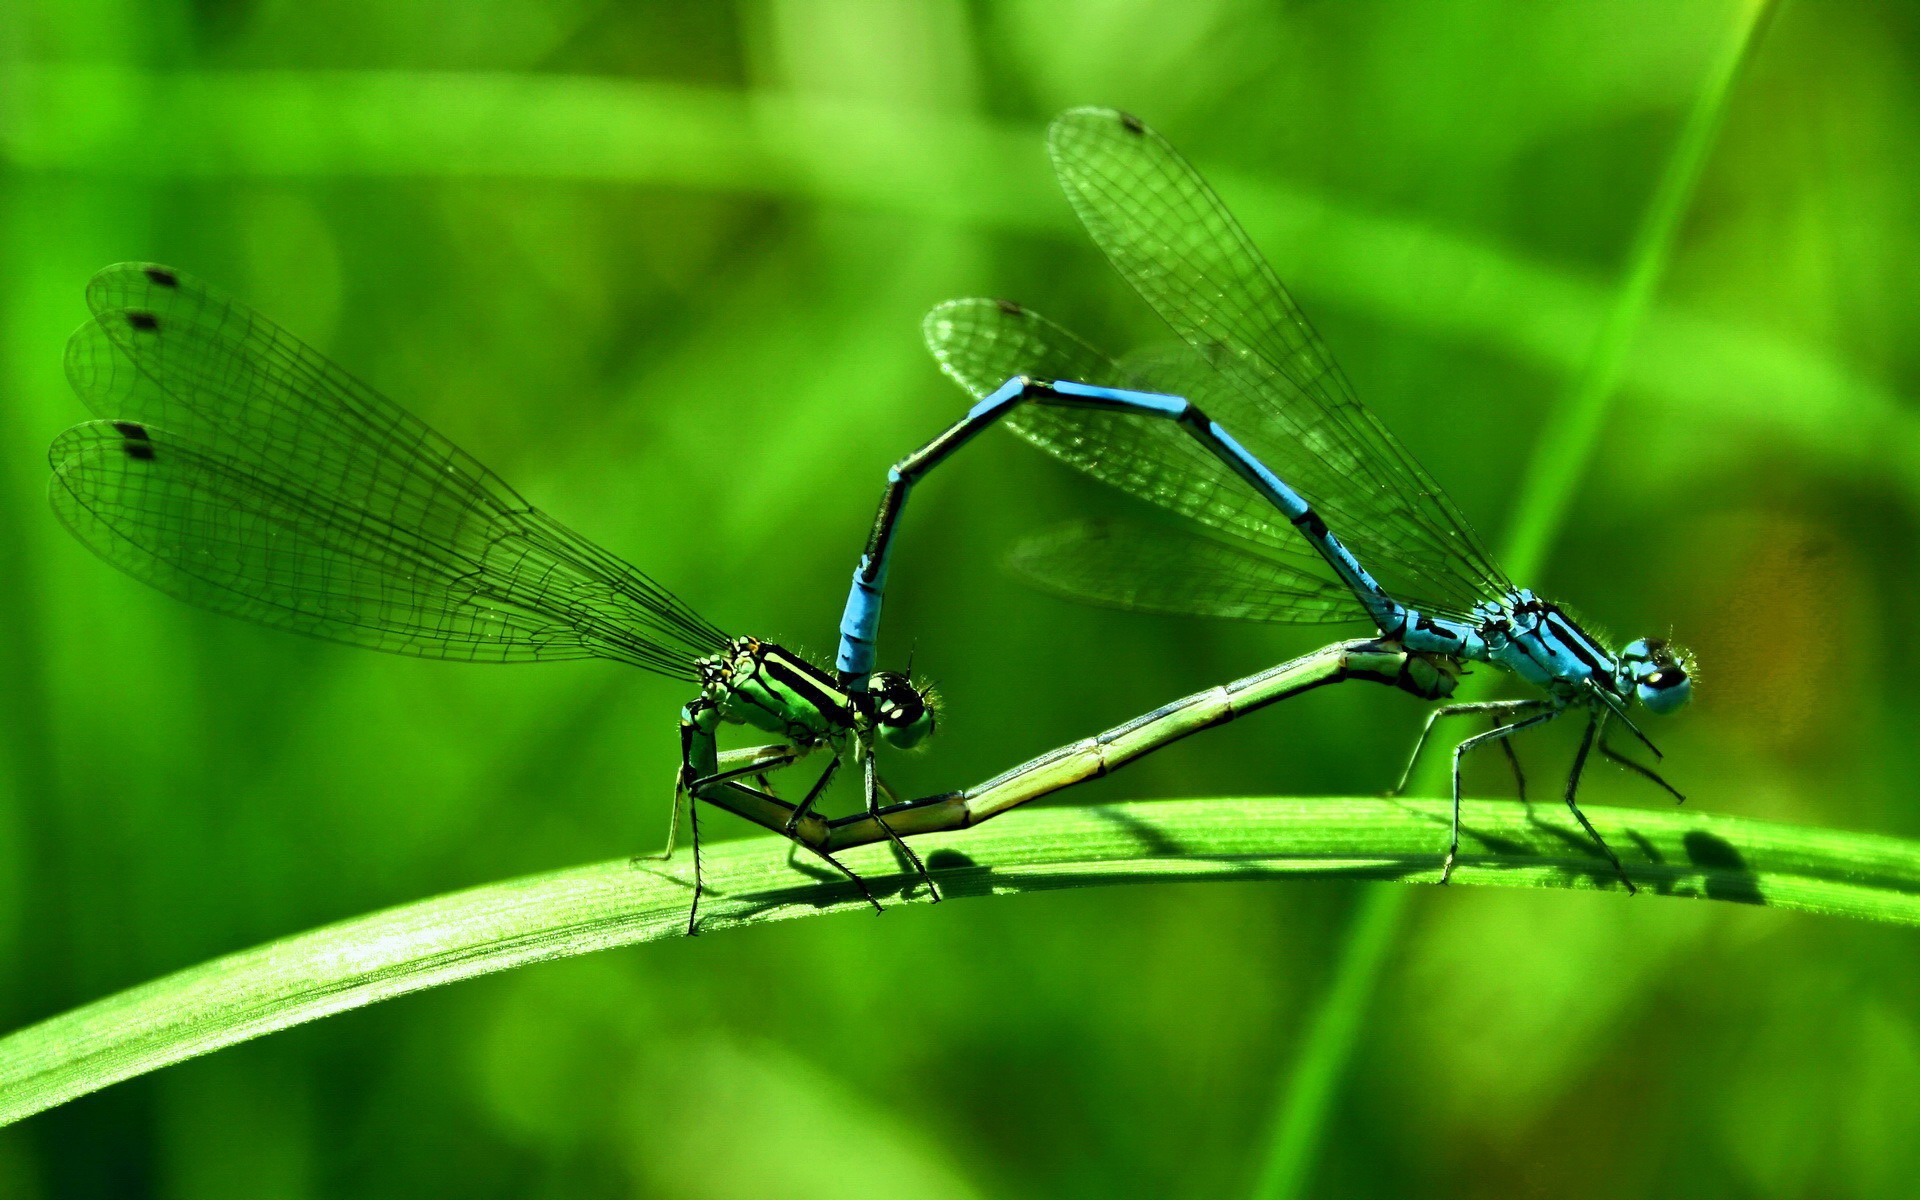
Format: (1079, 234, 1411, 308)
(1, 795, 1915, 1128)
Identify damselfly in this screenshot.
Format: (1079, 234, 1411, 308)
(47, 263, 941, 933)
(805, 639, 1455, 855)
(838, 109, 1693, 889)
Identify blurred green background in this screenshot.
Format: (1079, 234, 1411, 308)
(4, 0, 1920, 1195)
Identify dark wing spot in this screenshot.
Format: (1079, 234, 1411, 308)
(112, 421, 155, 460)
(143, 266, 179, 288)
(994, 298, 1025, 316)
(1118, 111, 1145, 135)
(126, 311, 160, 332)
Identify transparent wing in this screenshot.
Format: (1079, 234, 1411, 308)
(1046, 108, 1511, 619)
(1010, 519, 1366, 623)
(924, 298, 1340, 594)
(51, 264, 729, 677)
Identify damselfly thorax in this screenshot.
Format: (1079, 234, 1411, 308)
(693, 637, 932, 752)
(1388, 589, 1692, 715)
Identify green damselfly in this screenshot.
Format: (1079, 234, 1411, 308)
(47, 263, 941, 933)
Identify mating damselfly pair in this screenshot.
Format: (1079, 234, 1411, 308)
(47, 109, 1691, 932)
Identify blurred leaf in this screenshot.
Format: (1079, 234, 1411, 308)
(3, 795, 1920, 1127)
(625, 1033, 985, 1199)
(1502, 0, 1780, 572)
(1387, 887, 1712, 1133)
(5, 67, 1915, 498)
(1713, 976, 1920, 1193)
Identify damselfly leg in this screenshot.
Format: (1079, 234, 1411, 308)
(1443, 708, 1563, 884)
(1564, 714, 1636, 893)
(1391, 700, 1547, 798)
(696, 747, 806, 793)
(1491, 714, 1529, 802)
(1386, 697, 1637, 885)
(780, 754, 839, 835)
(861, 736, 940, 902)
(1599, 724, 1686, 802)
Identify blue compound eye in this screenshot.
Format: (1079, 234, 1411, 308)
(1621, 638, 1692, 715)
(1636, 667, 1692, 714)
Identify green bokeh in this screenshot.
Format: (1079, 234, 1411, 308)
(4, 0, 1919, 1195)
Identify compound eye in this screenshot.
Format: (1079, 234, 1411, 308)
(867, 675, 920, 720)
(1636, 667, 1692, 715)
(868, 672, 937, 748)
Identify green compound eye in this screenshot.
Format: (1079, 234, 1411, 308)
(868, 672, 936, 749)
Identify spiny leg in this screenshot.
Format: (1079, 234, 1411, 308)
(1442, 708, 1562, 884)
(1599, 725, 1685, 803)
(863, 737, 940, 903)
(1565, 713, 1637, 894)
(685, 783, 704, 935)
(670, 743, 802, 935)
(689, 755, 828, 830)
(689, 750, 816, 868)
(771, 756, 839, 872)
(696, 747, 802, 792)
(692, 750, 884, 910)
(675, 701, 879, 930)
(632, 773, 686, 870)
(1392, 700, 1546, 796)
(641, 700, 718, 936)
(705, 776, 885, 914)
(785, 837, 885, 914)
(783, 755, 841, 836)
(1493, 715, 1528, 802)
(782, 833, 887, 914)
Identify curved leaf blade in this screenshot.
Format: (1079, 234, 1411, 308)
(1, 796, 1916, 1127)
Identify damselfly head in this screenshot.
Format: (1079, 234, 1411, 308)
(868, 671, 938, 750)
(1620, 637, 1692, 715)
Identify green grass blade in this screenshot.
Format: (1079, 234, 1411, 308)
(1250, 6, 1783, 1196)
(1, 795, 1917, 1128)
(1248, 880, 1404, 1200)
(1501, 0, 1786, 574)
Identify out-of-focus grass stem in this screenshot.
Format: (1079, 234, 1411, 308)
(1248, 5, 1782, 1198)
